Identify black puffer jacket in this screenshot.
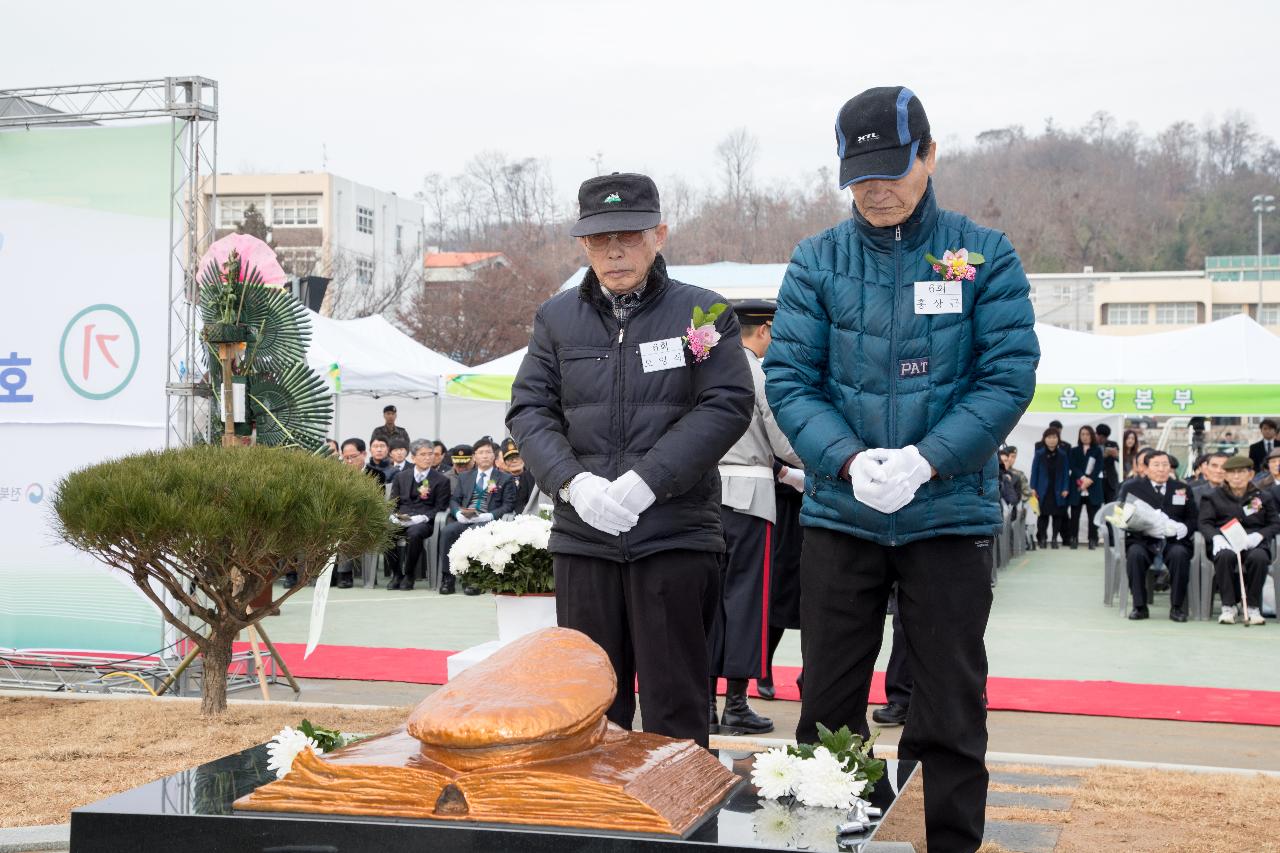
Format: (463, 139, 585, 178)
(507, 255, 754, 561)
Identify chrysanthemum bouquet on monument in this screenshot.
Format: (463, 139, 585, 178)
(750, 723, 885, 809)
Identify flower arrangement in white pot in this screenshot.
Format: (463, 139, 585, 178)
(447, 515, 556, 643)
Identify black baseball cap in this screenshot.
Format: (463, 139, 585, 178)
(570, 172, 662, 237)
(835, 86, 930, 188)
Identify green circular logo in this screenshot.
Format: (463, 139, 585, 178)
(59, 304, 141, 400)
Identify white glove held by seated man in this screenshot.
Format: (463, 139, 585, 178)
(1245, 531, 1264, 549)
(410, 514, 429, 525)
(1163, 520, 1187, 539)
(606, 470, 657, 516)
(568, 473, 639, 536)
(1212, 534, 1230, 556)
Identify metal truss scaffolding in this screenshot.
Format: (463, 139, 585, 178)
(0, 79, 220, 695)
(0, 77, 219, 448)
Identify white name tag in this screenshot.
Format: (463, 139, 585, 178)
(1172, 494, 1186, 506)
(1244, 505, 1258, 517)
(638, 337, 687, 372)
(914, 281, 962, 315)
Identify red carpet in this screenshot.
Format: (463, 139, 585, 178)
(234, 642, 1280, 728)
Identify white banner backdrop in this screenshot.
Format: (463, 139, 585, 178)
(0, 123, 172, 652)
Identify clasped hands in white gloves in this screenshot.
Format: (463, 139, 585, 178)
(455, 510, 493, 524)
(388, 513, 429, 526)
(851, 446, 932, 514)
(568, 471, 655, 536)
(1162, 520, 1188, 540)
(1213, 532, 1265, 555)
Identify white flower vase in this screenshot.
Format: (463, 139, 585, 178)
(494, 593, 558, 644)
(447, 593, 558, 680)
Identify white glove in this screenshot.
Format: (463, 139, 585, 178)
(1212, 534, 1230, 556)
(569, 473, 639, 535)
(779, 466, 805, 493)
(606, 470, 656, 516)
(389, 513, 405, 525)
(850, 453, 915, 514)
(1245, 531, 1264, 549)
(473, 512, 494, 524)
(455, 510, 468, 523)
(865, 446, 933, 495)
(1172, 522, 1187, 540)
(410, 514, 429, 525)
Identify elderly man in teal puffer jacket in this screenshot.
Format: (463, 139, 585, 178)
(764, 86, 1039, 853)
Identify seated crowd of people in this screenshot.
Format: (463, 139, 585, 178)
(1002, 419, 1280, 626)
(304, 404, 538, 592)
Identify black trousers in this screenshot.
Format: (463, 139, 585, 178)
(1125, 538, 1191, 609)
(1035, 509, 1067, 545)
(708, 508, 770, 680)
(884, 589, 914, 707)
(385, 520, 434, 584)
(798, 527, 993, 853)
(554, 549, 719, 748)
(1212, 547, 1271, 608)
(1068, 502, 1099, 546)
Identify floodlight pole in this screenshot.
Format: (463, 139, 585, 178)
(1253, 194, 1276, 322)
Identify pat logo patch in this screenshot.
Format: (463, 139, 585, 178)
(898, 357, 929, 378)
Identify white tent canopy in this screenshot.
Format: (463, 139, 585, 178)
(1035, 314, 1280, 385)
(306, 313, 468, 397)
(463, 347, 527, 376)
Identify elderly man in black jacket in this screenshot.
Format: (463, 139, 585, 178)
(386, 439, 452, 591)
(508, 172, 754, 748)
(1199, 454, 1280, 625)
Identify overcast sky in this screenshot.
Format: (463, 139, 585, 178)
(7, 0, 1277, 210)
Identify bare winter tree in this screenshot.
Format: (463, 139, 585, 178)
(716, 127, 759, 202)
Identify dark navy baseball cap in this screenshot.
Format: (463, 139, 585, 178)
(835, 86, 931, 188)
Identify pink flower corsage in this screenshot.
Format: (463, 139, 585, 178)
(685, 303, 727, 363)
(924, 248, 985, 282)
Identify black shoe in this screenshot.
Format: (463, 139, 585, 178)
(336, 577, 353, 589)
(282, 576, 297, 590)
(1169, 607, 1188, 623)
(1128, 606, 1150, 620)
(388, 577, 402, 590)
(756, 674, 775, 701)
(1036, 538, 1047, 549)
(719, 679, 773, 735)
(1050, 541, 1059, 550)
(871, 703, 909, 726)
(401, 582, 415, 591)
(1070, 540, 1079, 550)
(463, 585, 481, 596)
(1088, 541, 1097, 550)
(438, 582, 455, 596)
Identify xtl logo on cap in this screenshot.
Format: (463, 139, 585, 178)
(603, 193, 622, 204)
(857, 132, 880, 144)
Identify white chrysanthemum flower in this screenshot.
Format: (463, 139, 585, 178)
(751, 799, 798, 847)
(794, 748, 861, 809)
(265, 726, 320, 779)
(792, 805, 843, 848)
(751, 747, 802, 800)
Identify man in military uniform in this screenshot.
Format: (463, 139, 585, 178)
(709, 299, 804, 735)
(370, 404, 411, 449)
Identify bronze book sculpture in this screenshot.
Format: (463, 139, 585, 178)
(235, 627, 740, 836)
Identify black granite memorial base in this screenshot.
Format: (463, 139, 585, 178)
(70, 746, 922, 853)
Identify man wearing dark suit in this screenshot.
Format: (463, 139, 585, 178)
(501, 438, 537, 514)
(386, 440, 452, 590)
(1248, 418, 1278, 473)
(439, 437, 517, 595)
(1124, 451, 1197, 621)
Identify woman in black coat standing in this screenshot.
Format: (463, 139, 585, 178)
(1067, 425, 1105, 549)
(1031, 428, 1071, 549)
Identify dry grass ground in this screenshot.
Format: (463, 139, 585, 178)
(2, 698, 1278, 852)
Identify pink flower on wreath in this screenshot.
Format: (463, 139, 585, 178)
(686, 323, 721, 363)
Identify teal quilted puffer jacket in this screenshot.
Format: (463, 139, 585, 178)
(763, 181, 1040, 546)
